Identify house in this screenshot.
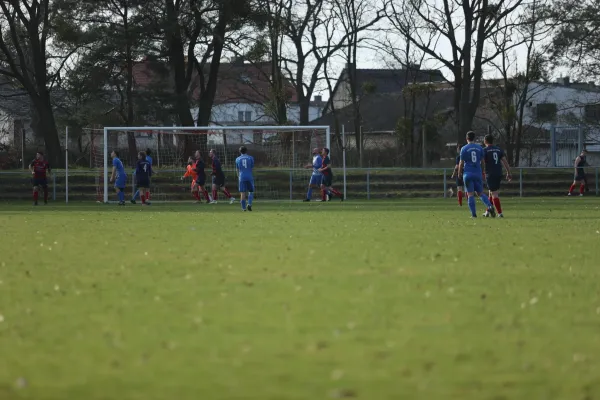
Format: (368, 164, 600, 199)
(133, 57, 325, 146)
(311, 88, 456, 166)
(325, 64, 445, 112)
(0, 76, 37, 155)
(478, 77, 600, 166)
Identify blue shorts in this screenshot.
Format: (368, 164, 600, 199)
(115, 177, 126, 190)
(239, 180, 255, 193)
(310, 174, 322, 186)
(463, 174, 483, 194)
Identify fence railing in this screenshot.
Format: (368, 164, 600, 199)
(0, 166, 597, 201)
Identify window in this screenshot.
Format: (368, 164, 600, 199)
(585, 104, 600, 122)
(535, 103, 557, 121)
(240, 74, 251, 84)
(238, 111, 252, 122)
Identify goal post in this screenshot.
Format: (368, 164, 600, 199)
(95, 125, 331, 203)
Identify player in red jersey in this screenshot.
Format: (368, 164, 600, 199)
(319, 148, 343, 201)
(29, 151, 51, 205)
(193, 151, 212, 203)
(450, 144, 466, 206)
(568, 149, 588, 196)
(208, 149, 235, 204)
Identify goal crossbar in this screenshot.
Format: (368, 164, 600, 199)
(101, 125, 332, 203)
(103, 125, 332, 132)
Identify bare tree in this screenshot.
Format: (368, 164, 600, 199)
(58, 0, 152, 160)
(139, 0, 254, 155)
(331, 0, 386, 166)
(0, 0, 72, 165)
(280, 0, 387, 126)
(482, 0, 551, 165)
(224, 0, 290, 124)
(387, 0, 525, 143)
(377, 2, 439, 166)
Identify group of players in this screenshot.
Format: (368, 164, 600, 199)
(451, 131, 591, 218)
(303, 147, 344, 202)
(110, 148, 241, 207)
(451, 131, 512, 218)
(27, 134, 588, 211)
(180, 147, 254, 210)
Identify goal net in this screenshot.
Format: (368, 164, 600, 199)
(91, 126, 330, 203)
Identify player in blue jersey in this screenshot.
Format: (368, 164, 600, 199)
(458, 131, 495, 218)
(135, 151, 153, 206)
(303, 148, 322, 202)
(235, 146, 255, 211)
(131, 148, 153, 204)
(483, 134, 511, 217)
(450, 144, 466, 206)
(109, 150, 127, 205)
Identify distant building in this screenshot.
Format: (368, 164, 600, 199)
(325, 64, 445, 113)
(133, 57, 326, 146)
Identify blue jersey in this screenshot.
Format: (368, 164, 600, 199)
(135, 159, 152, 180)
(312, 155, 323, 175)
(235, 154, 255, 181)
(483, 145, 505, 176)
(460, 143, 484, 176)
(113, 157, 126, 179)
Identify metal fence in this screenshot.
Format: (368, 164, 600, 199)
(0, 166, 597, 202)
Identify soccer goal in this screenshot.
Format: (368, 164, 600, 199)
(91, 125, 331, 203)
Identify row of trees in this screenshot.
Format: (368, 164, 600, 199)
(0, 0, 597, 165)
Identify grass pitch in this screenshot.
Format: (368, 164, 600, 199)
(1, 198, 600, 400)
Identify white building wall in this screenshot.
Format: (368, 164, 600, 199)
(522, 83, 600, 129)
(516, 83, 600, 166)
(189, 102, 325, 145)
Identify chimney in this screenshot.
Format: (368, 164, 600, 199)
(314, 95, 322, 103)
(589, 81, 596, 87)
(233, 56, 245, 66)
(556, 77, 570, 86)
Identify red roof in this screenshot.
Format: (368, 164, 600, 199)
(132, 59, 297, 104)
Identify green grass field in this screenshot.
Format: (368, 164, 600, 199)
(1, 198, 600, 400)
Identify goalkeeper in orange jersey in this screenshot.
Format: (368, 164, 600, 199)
(182, 156, 203, 202)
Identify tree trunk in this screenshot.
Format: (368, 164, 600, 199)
(270, 21, 287, 124)
(124, 3, 138, 162)
(195, 10, 230, 155)
(169, 36, 196, 157)
(298, 95, 310, 126)
(33, 93, 62, 166)
(458, 65, 473, 141)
